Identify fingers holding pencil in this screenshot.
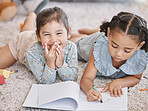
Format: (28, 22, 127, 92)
(86, 85, 103, 102)
(86, 87, 102, 102)
(93, 85, 103, 103)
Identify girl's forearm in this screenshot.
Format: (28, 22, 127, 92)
(80, 77, 94, 95)
(117, 76, 141, 88)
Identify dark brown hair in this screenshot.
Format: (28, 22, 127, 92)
(100, 12, 148, 52)
(36, 7, 69, 35)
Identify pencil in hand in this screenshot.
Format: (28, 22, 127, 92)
(93, 85, 103, 103)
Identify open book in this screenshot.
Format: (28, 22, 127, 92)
(23, 81, 127, 111)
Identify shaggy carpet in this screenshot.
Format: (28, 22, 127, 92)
(0, 1, 148, 111)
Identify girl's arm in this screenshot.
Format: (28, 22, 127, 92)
(25, 50, 57, 84)
(101, 73, 142, 97)
(57, 43, 78, 81)
(80, 50, 98, 95)
(116, 73, 142, 87)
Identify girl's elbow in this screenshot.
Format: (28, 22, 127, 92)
(72, 74, 78, 81)
(133, 75, 142, 81)
(136, 78, 141, 84)
(131, 79, 140, 87)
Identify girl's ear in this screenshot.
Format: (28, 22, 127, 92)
(136, 41, 145, 51)
(107, 27, 111, 39)
(36, 30, 41, 42)
(67, 26, 72, 39)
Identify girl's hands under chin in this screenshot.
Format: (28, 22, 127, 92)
(55, 44, 64, 68)
(44, 43, 56, 69)
(101, 79, 123, 97)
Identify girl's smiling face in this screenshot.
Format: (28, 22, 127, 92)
(107, 28, 145, 63)
(37, 20, 70, 50)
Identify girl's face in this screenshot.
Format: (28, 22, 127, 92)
(107, 28, 144, 63)
(37, 21, 70, 49)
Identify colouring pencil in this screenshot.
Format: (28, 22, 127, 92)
(140, 89, 148, 91)
(93, 85, 103, 103)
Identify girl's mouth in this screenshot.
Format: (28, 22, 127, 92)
(48, 43, 61, 47)
(113, 57, 122, 62)
(46, 43, 62, 49)
(42, 42, 61, 49)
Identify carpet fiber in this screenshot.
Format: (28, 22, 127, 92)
(0, 1, 148, 111)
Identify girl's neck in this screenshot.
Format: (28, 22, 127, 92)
(112, 58, 126, 69)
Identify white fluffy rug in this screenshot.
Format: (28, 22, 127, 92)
(0, 1, 148, 111)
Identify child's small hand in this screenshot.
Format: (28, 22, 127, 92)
(101, 79, 123, 97)
(55, 44, 64, 68)
(86, 88, 102, 102)
(44, 43, 56, 69)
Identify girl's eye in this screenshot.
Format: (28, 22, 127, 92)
(44, 34, 50, 36)
(124, 50, 131, 53)
(57, 32, 62, 35)
(112, 44, 117, 48)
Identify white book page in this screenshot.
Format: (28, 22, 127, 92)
(23, 83, 127, 111)
(22, 84, 39, 107)
(77, 87, 127, 111)
(38, 81, 80, 110)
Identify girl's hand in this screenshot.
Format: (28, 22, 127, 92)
(101, 79, 123, 97)
(44, 43, 56, 69)
(55, 44, 64, 68)
(86, 88, 102, 102)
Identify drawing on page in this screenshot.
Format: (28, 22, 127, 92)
(101, 93, 111, 103)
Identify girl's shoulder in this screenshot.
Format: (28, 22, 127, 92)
(28, 42, 42, 49)
(26, 42, 43, 55)
(120, 49, 148, 75)
(94, 32, 108, 42)
(126, 49, 147, 66)
(67, 40, 76, 46)
(25, 42, 45, 63)
(63, 40, 77, 57)
(93, 32, 108, 58)
(93, 32, 110, 72)
(64, 40, 77, 50)
(93, 32, 108, 51)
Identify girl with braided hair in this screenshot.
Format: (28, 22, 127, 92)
(74, 12, 148, 102)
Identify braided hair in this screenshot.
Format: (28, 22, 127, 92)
(100, 12, 148, 52)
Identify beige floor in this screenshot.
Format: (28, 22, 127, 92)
(0, 1, 148, 111)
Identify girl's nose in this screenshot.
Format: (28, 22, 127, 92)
(115, 50, 122, 57)
(50, 35, 57, 41)
(50, 38, 57, 43)
(50, 35, 55, 39)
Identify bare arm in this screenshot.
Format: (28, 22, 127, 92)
(116, 73, 142, 87)
(101, 73, 143, 97)
(80, 50, 98, 95)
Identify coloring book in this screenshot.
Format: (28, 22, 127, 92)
(23, 81, 127, 111)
